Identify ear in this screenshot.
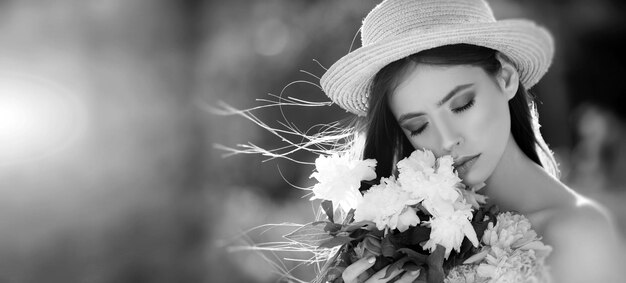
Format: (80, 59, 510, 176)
(495, 52, 520, 101)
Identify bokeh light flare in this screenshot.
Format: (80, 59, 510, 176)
(0, 73, 85, 164)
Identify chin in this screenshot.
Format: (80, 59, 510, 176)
(460, 168, 488, 187)
(461, 175, 483, 187)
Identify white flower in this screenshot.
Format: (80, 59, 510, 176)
(354, 178, 419, 232)
(445, 265, 484, 283)
(454, 213, 554, 282)
(435, 155, 456, 177)
(397, 149, 436, 176)
(310, 154, 376, 212)
(460, 183, 488, 210)
(475, 247, 551, 283)
(445, 248, 551, 283)
(397, 150, 462, 216)
(420, 186, 459, 218)
(397, 206, 421, 232)
(396, 151, 433, 205)
(483, 213, 532, 249)
(422, 205, 478, 258)
(482, 212, 553, 258)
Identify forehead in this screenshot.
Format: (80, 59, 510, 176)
(390, 64, 489, 106)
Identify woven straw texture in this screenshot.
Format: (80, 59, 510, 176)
(320, 0, 554, 116)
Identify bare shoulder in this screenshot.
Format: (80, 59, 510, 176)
(545, 198, 613, 235)
(541, 197, 626, 282)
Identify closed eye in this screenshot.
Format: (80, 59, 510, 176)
(407, 95, 475, 137)
(452, 98, 475, 113)
(410, 123, 428, 137)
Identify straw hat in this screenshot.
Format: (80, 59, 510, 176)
(320, 0, 554, 116)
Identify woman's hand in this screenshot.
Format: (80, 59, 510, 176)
(341, 256, 421, 283)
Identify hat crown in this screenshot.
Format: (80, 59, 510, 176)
(362, 0, 496, 46)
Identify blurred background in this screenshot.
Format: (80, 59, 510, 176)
(0, 0, 624, 282)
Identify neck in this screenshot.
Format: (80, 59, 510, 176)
(482, 136, 566, 215)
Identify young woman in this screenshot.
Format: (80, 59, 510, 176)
(314, 0, 625, 282)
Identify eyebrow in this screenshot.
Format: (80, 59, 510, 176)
(397, 83, 474, 124)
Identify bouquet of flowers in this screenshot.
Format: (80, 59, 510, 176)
(285, 149, 552, 283)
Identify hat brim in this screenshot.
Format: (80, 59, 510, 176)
(320, 19, 554, 116)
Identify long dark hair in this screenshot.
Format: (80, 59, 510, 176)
(358, 44, 555, 188)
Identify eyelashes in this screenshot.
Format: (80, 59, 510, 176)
(409, 98, 475, 137)
(452, 98, 475, 113)
(410, 124, 428, 136)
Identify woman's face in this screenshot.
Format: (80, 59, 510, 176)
(388, 63, 515, 185)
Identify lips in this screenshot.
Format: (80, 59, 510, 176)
(453, 154, 481, 178)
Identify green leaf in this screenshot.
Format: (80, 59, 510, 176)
(396, 248, 428, 264)
(322, 200, 334, 223)
(381, 235, 396, 258)
(473, 208, 485, 223)
(488, 205, 500, 219)
(284, 221, 333, 246)
(342, 208, 356, 225)
(324, 222, 343, 234)
(426, 245, 445, 283)
(362, 235, 382, 256)
(348, 228, 370, 240)
(458, 237, 479, 265)
(463, 249, 489, 264)
(364, 235, 382, 249)
(318, 236, 353, 249)
(402, 262, 420, 272)
(415, 203, 431, 215)
(390, 225, 430, 245)
(344, 221, 377, 232)
(472, 219, 491, 240)
(416, 266, 428, 282)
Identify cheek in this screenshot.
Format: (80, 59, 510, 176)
(475, 97, 511, 162)
(461, 97, 510, 184)
(471, 99, 510, 143)
(405, 129, 442, 154)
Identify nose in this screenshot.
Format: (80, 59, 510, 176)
(438, 122, 463, 154)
